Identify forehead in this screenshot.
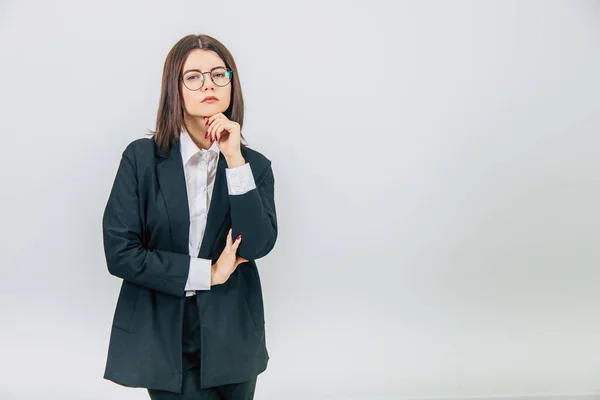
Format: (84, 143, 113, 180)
(183, 49, 225, 72)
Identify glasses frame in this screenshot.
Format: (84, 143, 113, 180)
(179, 66, 234, 91)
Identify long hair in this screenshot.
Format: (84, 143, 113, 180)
(149, 34, 247, 154)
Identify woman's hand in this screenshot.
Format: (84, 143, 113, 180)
(204, 113, 241, 159)
(211, 229, 248, 286)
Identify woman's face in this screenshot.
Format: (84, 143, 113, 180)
(180, 49, 232, 120)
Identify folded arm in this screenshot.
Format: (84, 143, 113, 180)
(103, 143, 203, 298)
(225, 158, 278, 261)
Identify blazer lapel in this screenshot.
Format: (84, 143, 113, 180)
(198, 153, 230, 259)
(156, 140, 190, 255)
(156, 138, 230, 258)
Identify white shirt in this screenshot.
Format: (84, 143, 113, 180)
(179, 129, 256, 297)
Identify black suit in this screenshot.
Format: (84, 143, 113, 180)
(102, 136, 277, 393)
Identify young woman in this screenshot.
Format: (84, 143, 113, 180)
(101, 34, 278, 400)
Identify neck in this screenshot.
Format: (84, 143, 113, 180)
(184, 114, 211, 150)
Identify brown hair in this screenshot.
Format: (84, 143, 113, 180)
(148, 34, 248, 154)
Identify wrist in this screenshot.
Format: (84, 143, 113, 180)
(211, 263, 221, 286)
(225, 154, 245, 169)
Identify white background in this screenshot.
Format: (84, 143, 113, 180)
(0, 0, 599, 399)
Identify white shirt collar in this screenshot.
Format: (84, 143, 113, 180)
(179, 128, 220, 165)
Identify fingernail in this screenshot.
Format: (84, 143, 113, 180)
(205, 132, 208, 138)
(237, 235, 242, 240)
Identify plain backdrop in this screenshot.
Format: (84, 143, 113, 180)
(0, 0, 599, 399)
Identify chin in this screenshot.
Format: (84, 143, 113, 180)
(203, 105, 227, 114)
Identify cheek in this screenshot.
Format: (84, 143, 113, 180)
(222, 88, 232, 108)
(182, 91, 199, 111)
(181, 90, 190, 109)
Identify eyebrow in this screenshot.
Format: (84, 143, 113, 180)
(182, 66, 226, 75)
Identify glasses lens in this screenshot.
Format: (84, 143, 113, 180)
(211, 67, 231, 87)
(183, 71, 203, 90)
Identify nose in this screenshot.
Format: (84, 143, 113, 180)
(202, 73, 216, 91)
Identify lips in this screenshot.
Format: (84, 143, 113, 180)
(202, 96, 218, 102)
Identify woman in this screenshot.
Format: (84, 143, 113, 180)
(102, 34, 277, 400)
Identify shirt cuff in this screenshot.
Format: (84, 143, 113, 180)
(185, 257, 212, 291)
(225, 162, 257, 195)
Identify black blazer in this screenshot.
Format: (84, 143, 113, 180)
(101, 136, 277, 393)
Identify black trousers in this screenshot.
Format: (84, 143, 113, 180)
(148, 295, 257, 400)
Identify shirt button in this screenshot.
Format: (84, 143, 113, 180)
(200, 187, 206, 192)
(200, 214, 206, 220)
(234, 187, 241, 193)
(231, 171, 238, 177)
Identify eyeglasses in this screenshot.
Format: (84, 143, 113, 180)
(180, 66, 233, 91)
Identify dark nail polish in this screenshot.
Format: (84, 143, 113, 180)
(237, 235, 242, 240)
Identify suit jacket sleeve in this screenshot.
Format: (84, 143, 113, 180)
(102, 143, 190, 298)
(228, 159, 278, 261)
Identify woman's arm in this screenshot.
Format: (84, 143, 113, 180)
(102, 143, 192, 298)
(226, 158, 278, 261)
